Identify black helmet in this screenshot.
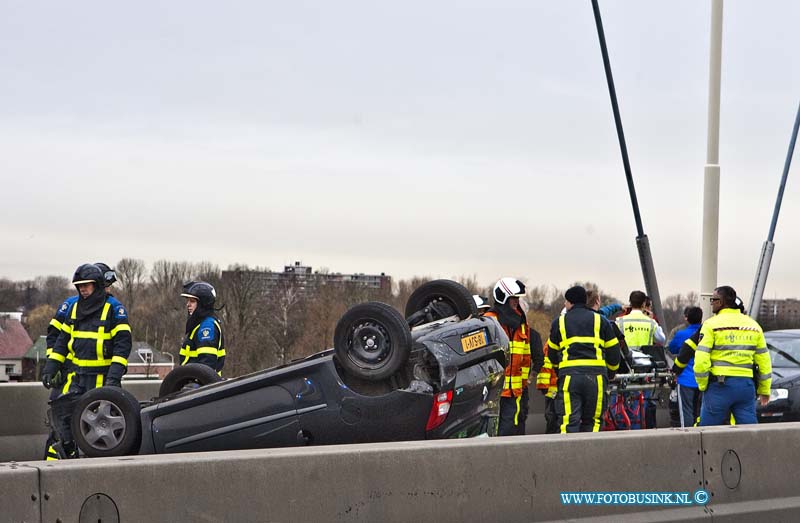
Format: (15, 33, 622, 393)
(94, 262, 117, 287)
(181, 281, 216, 309)
(72, 263, 104, 288)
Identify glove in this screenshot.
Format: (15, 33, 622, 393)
(42, 373, 53, 389)
(105, 377, 121, 387)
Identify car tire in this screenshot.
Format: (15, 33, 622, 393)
(334, 302, 412, 382)
(158, 363, 222, 397)
(404, 279, 478, 323)
(71, 386, 142, 458)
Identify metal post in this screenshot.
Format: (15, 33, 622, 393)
(590, 0, 665, 325)
(700, 0, 724, 319)
(748, 99, 800, 320)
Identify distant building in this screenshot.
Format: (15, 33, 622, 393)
(0, 313, 34, 382)
(124, 341, 175, 380)
(758, 299, 800, 329)
(222, 261, 391, 297)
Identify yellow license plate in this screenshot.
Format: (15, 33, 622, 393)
(461, 330, 488, 353)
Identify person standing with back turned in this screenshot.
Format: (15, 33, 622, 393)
(695, 286, 771, 426)
(548, 286, 621, 433)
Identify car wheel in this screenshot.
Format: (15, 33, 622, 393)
(71, 386, 142, 458)
(404, 279, 478, 326)
(334, 302, 412, 381)
(158, 363, 222, 397)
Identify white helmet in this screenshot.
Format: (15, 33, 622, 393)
(472, 295, 491, 310)
(493, 277, 526, 305)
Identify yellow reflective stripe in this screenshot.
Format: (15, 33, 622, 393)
(521, 366, 530, 380)
(514, 395, 522, 425)
(111, 355, 128, 366)
(74, 358, 113, 367)
(559, 315, 567, 358)
(547, 339, 559, 350)
(96, 374, 104, 388)
(61, 323, 72, 333)
(70, 303, 77, 320)
(96, 303, 111, 362)
(100, 302, 111, 321)
(110, 324, 131, 336)
(675, 359, 687, 368)
(217, 349, 226, 357)
(559, 375, 572, 433)
(509, 346, 530, 355)
(593, 375, 604, 432)
(46, 348, 53, 356)
(70, 331, 113, 340)
(195, 347, 218, 356)
(560, 336, 601, 347)
(48, 352, 66, 363)
(559, 359, 607, 368)
(191, 324, 201, 338)
(593, 314, 601, 360)
(685, 339, 697, 350)
(607, 361, 619, 371)
(60, 372, 75, 395)
(49, 318, 63, 330)
(603, 338, 619, 348)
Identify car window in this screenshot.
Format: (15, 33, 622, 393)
(765, 335, 800, 367)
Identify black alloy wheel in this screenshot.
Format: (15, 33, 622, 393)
(334, 302, 412, 381)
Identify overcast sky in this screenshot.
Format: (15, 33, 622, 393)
(1, 1, 798, 301)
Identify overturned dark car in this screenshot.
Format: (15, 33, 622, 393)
(757, 329, 800, 423)
(71, 280, 509, 457)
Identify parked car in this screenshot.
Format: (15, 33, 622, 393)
(757, 329, 800, 423)
(70, 280, 509, 457)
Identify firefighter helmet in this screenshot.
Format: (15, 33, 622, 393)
(72, 263, 104, 287)
(94, 262, 117, 287)
(472, 295, 491, 310)
(492, 277, 526, 305)
(181, 281, 216, 309)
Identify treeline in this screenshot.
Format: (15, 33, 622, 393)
(3, 259, 709, 377)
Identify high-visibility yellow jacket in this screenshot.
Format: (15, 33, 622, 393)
(694, 308, 772, 395)
(484, 311, 531, 398)
(617, 309, 661, 349)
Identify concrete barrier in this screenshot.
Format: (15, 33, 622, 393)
(0, 381, 161, 462)
(17, 429, 711, 522)
(696, 423, 800, 521)
(0, 462, 40, 522)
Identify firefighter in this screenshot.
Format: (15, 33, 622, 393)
(42, 262, 118, 460)
(180, 281, 225, 375)
(548, 286, 621, 433)
(41, 263, 132, 458)
(694, 286, 771, 426)
(483, 277, 532, 436)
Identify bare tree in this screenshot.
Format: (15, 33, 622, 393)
(265, 281, 305, 366)
(34, 276, 71, 306)
(115, 258, 147, 311)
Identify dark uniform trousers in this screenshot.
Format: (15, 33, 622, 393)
(555, 373, 608, 433)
